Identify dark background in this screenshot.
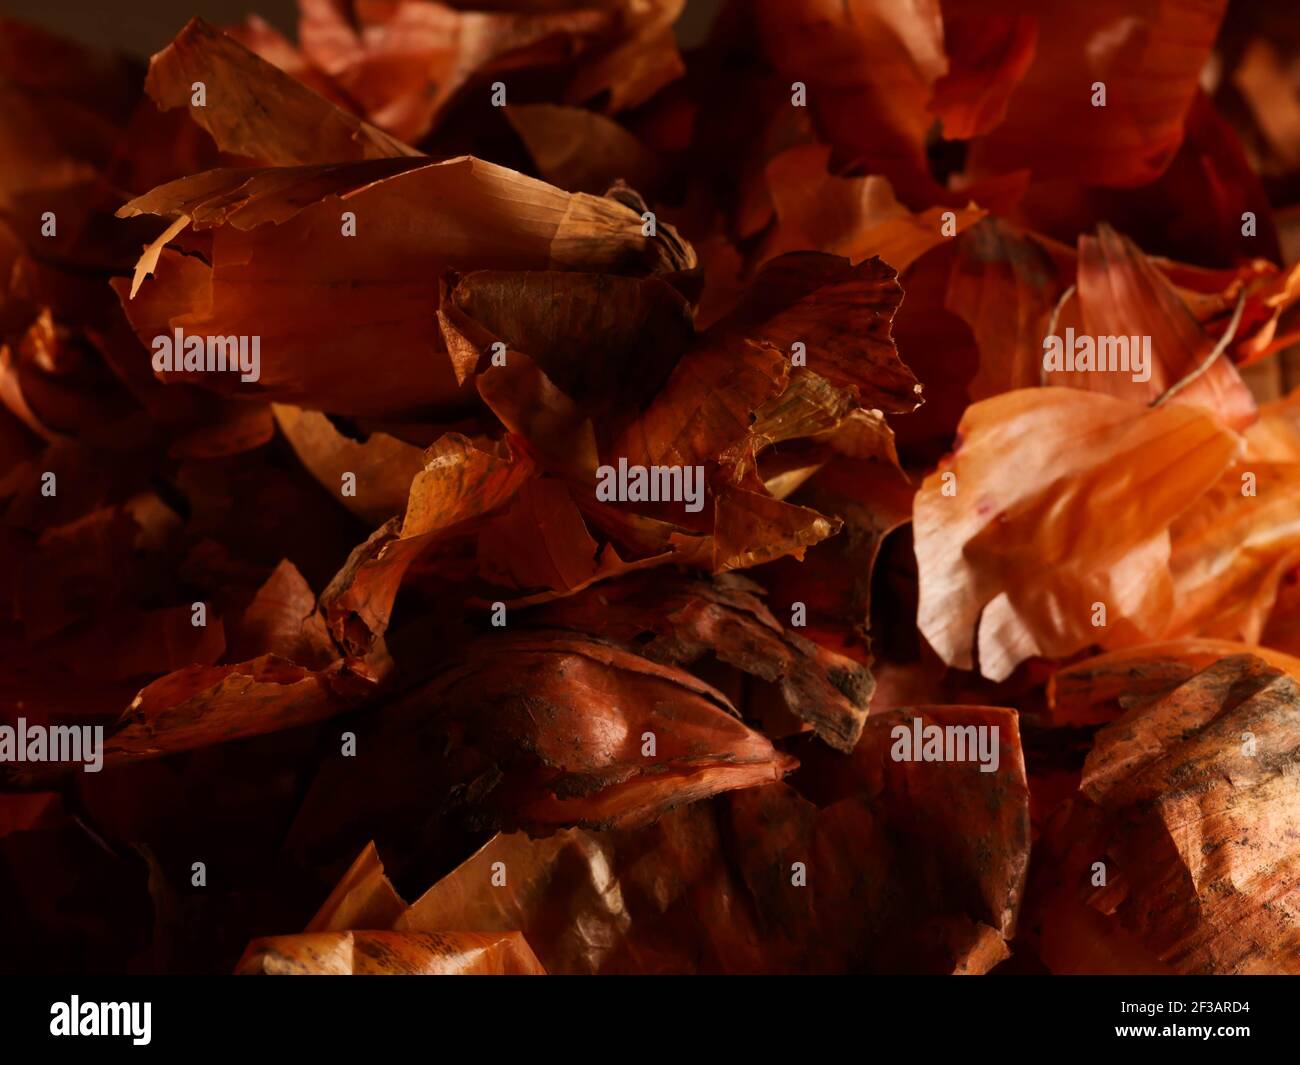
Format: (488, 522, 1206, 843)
(1, 0, 723, 56)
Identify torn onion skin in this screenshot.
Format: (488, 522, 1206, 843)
(3, 2, 1300, 979)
